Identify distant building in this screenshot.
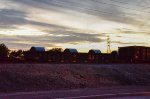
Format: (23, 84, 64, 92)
(64, 48, 78, 53)
(64, 48, 78, 63)
(24, 47, 46, 62)
(119, 46, 150, 63)
(88, 49, 101, 63)
(89, 49, 101, 54)
(30, 47, 45, 52)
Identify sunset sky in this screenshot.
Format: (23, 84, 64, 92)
(0, 0, 150, 52)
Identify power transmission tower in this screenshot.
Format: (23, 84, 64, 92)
(107, 36, 111, 53)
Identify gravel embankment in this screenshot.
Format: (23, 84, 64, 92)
(0, 64, 150, 92)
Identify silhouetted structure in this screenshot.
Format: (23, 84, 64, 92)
(64, 48, 78, 53)
(64, 48, 78, 63)
(0, 44, 149, 64)
(22, 46, 150, 64)
(89, 49, 101, 54)
(107, 36, 111, 53)
(119, 46, 150, 63)
(24, 47, 46, 62)
(30, 47, 45, 52)
(88, 49, 101, 63)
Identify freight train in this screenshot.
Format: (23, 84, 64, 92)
(23, 46, 150, 63)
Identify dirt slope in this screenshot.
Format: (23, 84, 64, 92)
(0, 64, 150, 92)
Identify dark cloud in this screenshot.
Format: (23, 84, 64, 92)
(112, 41, 146, 45)
(12, 30, 104, 44)
(0, 29, 104, 49)
(0, 9, 28, 29)
(6, 42, 55, 50)
(48, 31, 104, 43)
(0, 8, 72, 31)
(116, 28, 150, 35)
(28, 21, 67, 30)
(0, 35, 55, 49)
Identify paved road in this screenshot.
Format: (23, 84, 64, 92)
(0, 86, 150, 99)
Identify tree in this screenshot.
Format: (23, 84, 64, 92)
(9, 50, 24, 59)
(0, 43, 9, 58)
(48, 48, 63, 52)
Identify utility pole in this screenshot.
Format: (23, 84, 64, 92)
(107, 36, 111, 53)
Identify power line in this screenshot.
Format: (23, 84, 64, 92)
(57, 0, 150, 23)
(49, 0, 150, 15)
(49, 0, 150, 23)
(110, 0, 150, 9)
(93, 0, 150, 14)
(91, 0, 150, 26)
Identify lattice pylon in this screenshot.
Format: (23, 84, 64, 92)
(107, 36, 111, 53)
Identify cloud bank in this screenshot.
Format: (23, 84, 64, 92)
(0, 0, 150, 51)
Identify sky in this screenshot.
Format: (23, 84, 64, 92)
(0, 0, 150, 52)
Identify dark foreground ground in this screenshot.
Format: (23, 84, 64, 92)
(0, 86, 150, 99)
(0, 64, 150, 93)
